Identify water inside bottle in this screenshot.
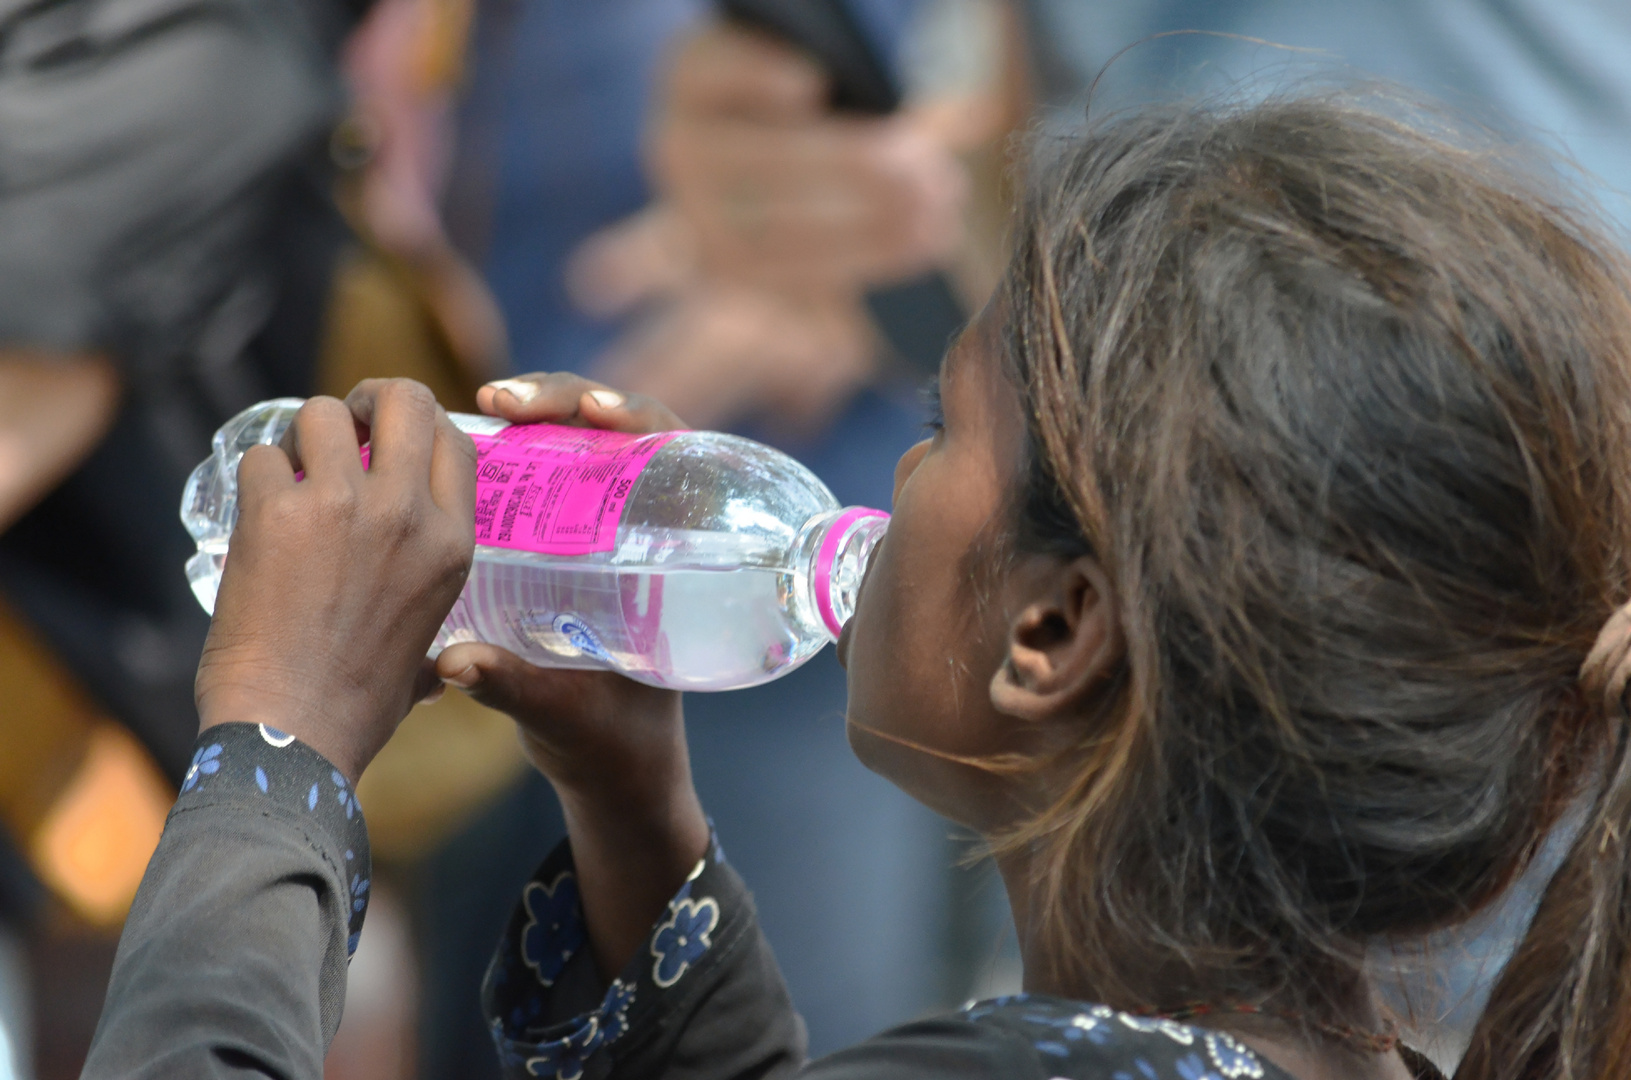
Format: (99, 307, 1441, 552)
(438, 556, 826, 691)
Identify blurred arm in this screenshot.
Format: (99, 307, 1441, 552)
(0, 351, 119, 535)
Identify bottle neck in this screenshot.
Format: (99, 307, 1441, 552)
(809, 507, 891, 640)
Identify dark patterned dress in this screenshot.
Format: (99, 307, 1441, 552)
(86, 727, 1438, 1080)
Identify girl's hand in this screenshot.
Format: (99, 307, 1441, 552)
(447, 370, 694, 802)
(475, 370, 687, 435)
(195, 379, 477, 782)
(436, 372, 709, 979)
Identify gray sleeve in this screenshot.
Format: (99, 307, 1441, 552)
(0, 0, 346, 362)
(82, 723, 372, 1080)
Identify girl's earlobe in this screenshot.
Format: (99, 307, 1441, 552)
(990, 651, 1049, 721)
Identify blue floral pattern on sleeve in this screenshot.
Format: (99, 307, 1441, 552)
(486, 833, 740, 1080)
(172, 724, 372, 957)
(180, 743, 222, 793)
(520, 872, 585, 987)
(650, 859, 718, 989)
(482, 833, 1289, 1080)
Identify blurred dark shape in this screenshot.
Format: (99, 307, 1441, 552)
(0, 0, 366, 782)
(0, 0, 380, 1072)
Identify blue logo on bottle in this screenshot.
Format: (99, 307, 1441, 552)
(552, 614, 611, 662)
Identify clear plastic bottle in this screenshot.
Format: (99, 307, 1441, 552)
(180, 398, 889, 690)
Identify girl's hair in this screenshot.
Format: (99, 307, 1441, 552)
(996, 93, 1631, 1080)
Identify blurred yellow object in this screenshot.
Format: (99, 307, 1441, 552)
(0, 597, 173, 927)
(316, 240, 526, 867)
(355, 690, 526, 864)
(0, 598, 93, 838)
(319, 244, 477, 411)
(411, 0, 474, 93)
(29, 724, 170, 927)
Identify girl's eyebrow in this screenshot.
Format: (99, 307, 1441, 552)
(939, 318, 976, 380)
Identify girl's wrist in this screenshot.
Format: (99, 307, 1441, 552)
(555, 773, 711, 980)
(554, 767, 709, 863)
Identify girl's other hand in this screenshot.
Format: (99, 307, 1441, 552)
(194, 379, 477, 783)
(445, 370, 694, 806)
(439, 372, 708, 979)
(476, 370, 688, 433)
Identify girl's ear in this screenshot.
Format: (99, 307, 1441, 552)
(989, 556, 1121, 723)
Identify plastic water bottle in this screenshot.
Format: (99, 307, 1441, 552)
(180, 399, 889, 691)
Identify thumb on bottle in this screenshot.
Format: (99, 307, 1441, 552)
(435, 641, 571, 719)
(437, 643, 487, 690)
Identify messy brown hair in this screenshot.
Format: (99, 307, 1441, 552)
(997, 94, 1631, 1079)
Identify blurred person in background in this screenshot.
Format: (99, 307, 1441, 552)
(610, 0, 1631, 1072)
(0, 0, 363, 1072)
(0, 0, 510, 1074)
(402, 2, 1024, 1075)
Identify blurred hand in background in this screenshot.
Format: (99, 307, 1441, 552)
(0, 353, 118, 538)
(567, 19, 1007, 436)
(648, 24, 971, 289)
(567, 205, 877, 436)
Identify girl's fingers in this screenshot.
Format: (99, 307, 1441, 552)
(479, 372, 686, 434)
(235, 443, 297, 505)
(281, 396, 366, 482)
(478, 373, 598, 421)
(348, 379, 438, 485)
(413, 655, 446, 706)
(428, 406, 478, 523)
(434, 642, 680, 747)
(436, 641, 556, 717)
(435, 641, 632, 724)
(332, 378, 476, 517)
(577, 387, 687, 434)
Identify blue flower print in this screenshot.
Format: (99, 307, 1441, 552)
(1022, 1006, 1117, 1049)
(650, 895, 720, 988)
(255, 766, 269, 793)
(524, 1016, 601, 1080)
(332, 770, 360, 819)
(1204, 1032, 1265, 1079)
(962, 992, 1033, 1023)
(1117, 1012, 1197, 1046)
(347, 931, 361, 957)
(181, 744, 223, 793)
(521, 872, 584, 987)
(350, 872, 370, 914)
(1175, 1051, 1225, 1080)
(307, 783, 319, 810)
(1036, 1040, 1070, 1057)
(599, 978, 636, 1045)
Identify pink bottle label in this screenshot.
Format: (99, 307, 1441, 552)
(468, 424, 678, 555)
(317, 424, 674, 555)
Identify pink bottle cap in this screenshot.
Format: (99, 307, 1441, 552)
(814, 507, 890, 639)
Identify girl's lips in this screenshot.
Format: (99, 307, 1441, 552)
(835, 534, 886, 669)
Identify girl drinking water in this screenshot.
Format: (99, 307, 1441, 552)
(86, 94, 1631, 1080)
